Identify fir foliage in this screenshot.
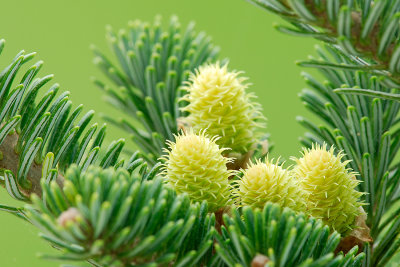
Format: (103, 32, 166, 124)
(2, 1, 400, 266)
(214, 203, 364, 267)
(0, 40, 137, 205)
(248, 0, 400, 87)
(26, 165, 215, 266)
(296, 45, 399, 266)
(249, 1, 400, 265)
(92, 16, 220, 164)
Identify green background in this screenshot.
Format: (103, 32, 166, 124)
(0, 0, 318, 266)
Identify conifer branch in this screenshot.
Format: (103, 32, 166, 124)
(247, 1, 400, 265)
(27, 166, 215, 266)
(214, 204, 365, 267)
(92, 17, 220, 164)
(0, 132, 63, 197)
(0, 9, 386, 266)
(248, 0, 400, 87)
(0, 39, 151, 204)
(297, 44, 400, 267)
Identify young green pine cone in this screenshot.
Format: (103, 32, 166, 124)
(161, 129, 234, 212)
(293, 144, 364, 234)
(235, 158, 307, 213)
(181, 62, 264, 157)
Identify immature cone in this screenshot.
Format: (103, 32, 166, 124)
(57, 207, 81, 227)
(235, 158, 307, 213)
(162, 129, 234, 212)
(181, 62, 264, 156)
(293, 144, 363, 234)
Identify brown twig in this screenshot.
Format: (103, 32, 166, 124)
(0, 132, 63, 198)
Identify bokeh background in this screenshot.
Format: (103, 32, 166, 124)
(0, 0, 319, 266)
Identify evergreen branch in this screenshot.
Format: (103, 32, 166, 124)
(0, 10, 387, 266)
(0, 40, 157, 204)
(0, 203, 27, 220)
(297, 44, 400, 266)
(214, 203, 364, 267)
(248, 0, 400, 86)
(92, 16, 220, 164)
(26, 166, 215, 266)
(334, 87, 400, 101)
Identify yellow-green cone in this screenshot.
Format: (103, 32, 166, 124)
(161, 129, 234, 212)
(235, 158, 307, 213)
(181, 62, 264, 156)
(293, 144, 363, 234)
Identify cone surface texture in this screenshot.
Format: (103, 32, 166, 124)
(293, 144, 363, 234)
(236, 158, 307, 213)
(182, 62, 263, 155)
(162, 130, 233, 212)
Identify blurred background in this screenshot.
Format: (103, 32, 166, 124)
(0, 0, 318, 266)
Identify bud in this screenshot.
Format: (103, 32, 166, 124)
(181, 62, 264, 156)
(162, 129, 234, 212)
(235, 158, 307, 213)
(57, 207, 81, 227)
(293, 144, 363, 234)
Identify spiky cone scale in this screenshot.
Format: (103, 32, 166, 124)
(162, 129, 234, 212)
(293, 144, 364, 235)
(235, 158, 307, 213)
(181, 62, 264, 158)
